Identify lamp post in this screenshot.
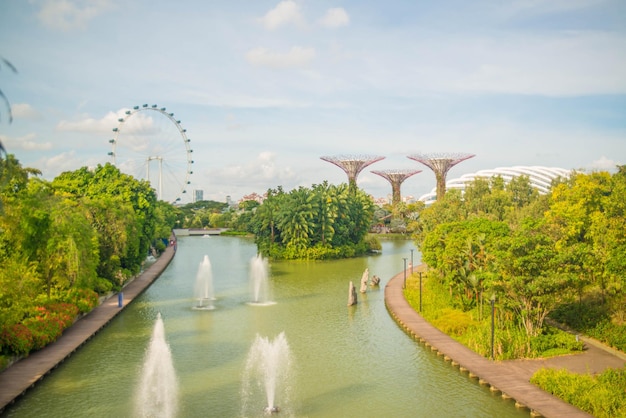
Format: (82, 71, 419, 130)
(403, 258, 408, 289)
(419, 271, 423, 312)
(410, 249, 414, 275)
(490, 294, 496, 360)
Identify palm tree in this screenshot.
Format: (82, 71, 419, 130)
(0, 56, 18, 156)
(277, 187, 315, 251)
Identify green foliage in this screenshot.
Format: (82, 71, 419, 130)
(431, 309, 476, 335)
(531, 367, 626, 418)
(253, 183, 376, 260)
(405, 273, 584, 360)
(416, 168, 626, 350)
(0, 158, 173, 358)
(0, 324, 34, 356)
(530, 326, 583, 356)
(63, 288, 99, 313)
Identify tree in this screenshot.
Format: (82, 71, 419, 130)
(277, 187, 315, 251)
(52, 163, 158, 284)
(497, 217, 575, 337)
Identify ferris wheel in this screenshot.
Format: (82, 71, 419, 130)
(108, 104, 194, 203)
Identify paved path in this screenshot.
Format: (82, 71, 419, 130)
(385, 271, 626, 418)
(0, 245, 175, 413)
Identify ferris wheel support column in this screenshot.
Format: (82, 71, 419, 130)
(158, 157, 163, 201)
(146, 156, 164, 200)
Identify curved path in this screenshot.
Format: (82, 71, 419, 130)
(0, 245, 175, 413)
(385, 271, 600, 418)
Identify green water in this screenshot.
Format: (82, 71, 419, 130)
(3, 236, 528, 417)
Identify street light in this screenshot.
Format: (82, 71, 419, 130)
(410, 249, 414, 275)
(403, 258, 408, 289)
(490, 294, 496, 360)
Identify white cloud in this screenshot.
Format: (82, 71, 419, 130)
(205, 152, 298, 192)
(0, 133, 53, 151)
(55, 109, 163, 137)
(258, 0, 304, 30)
(590, 156, 618, 171)
(36, 150, 99, 176)
(11, 103, 42, 120)
(56, 110, 121, 133)
(246, 46, 316, 69)
(360, 30, 626, 97)
(319, 7, 350, 28)
(36, 0, 115, 31)
(500, 0, 605, 18)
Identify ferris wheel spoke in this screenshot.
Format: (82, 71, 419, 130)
(109, 104, 193, 203)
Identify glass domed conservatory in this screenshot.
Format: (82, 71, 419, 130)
(418, 165, 572, 205)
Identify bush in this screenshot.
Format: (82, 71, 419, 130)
(64, 288, 100, 312)
(530, 326, 584, 356)
(0, 323, 34, 356)
(432, 308, 476, 335)
(93, 277, 113, 295)
(23, 303, 79, 350)
(531, 367, 626, 418)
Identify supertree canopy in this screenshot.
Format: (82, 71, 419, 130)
(371, 169, 422, 205)
(320, 155, 385, 191)
(407, 152, 475, 200)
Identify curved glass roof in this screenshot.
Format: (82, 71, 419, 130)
(418, 166, 572, 204)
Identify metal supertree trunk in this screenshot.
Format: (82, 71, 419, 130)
(320, 155, 385, 192)
(407, 152, 475, 200)
(371, 169, 422, 205)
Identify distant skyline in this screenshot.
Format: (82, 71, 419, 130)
(1, 0, 625, 203)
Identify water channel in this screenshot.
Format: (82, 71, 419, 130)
(3, 236, 528, 417)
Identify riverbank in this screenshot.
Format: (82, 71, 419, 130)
(0, 245, 175, 413)
(384, 270, 599, 418)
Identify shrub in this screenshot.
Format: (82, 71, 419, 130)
(64, 288, 99, 313)
(530, 326, 584, 357)
(432, 308, 475, 335)
(0, 323, 34, 356)
(531, 367, 626, 418)
(93, 277, 113, 295)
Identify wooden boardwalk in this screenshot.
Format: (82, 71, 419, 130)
(384, 271, 594, 418)
(0, 245, 175, 413)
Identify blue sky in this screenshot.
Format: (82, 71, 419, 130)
(1, 0, 625, 203)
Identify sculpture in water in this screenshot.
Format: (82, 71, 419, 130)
(193, 255, 215, 310)
(360, 268, 369, 293)
(370, 275, 381, 286)
(249, 255, 273, 305)
(241, 332, 293, 415)
(348, 281, 358, 306)
(135, 313, 178, 418)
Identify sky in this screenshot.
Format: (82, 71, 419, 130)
(1, 0, 625, 204)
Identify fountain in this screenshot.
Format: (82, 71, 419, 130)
(241, 332, 293, 415)
(135, 313, 178, 418)
(249, 255, 275, 305)
(193, 255, 215, 310)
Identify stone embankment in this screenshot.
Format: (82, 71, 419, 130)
(0, 245, 175, 413)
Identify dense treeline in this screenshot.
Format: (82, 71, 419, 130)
(412, 167, 626, 358)
(251, 182, 380, 259)
(0, 157, 177, 360)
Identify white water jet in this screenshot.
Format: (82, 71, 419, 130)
(241, 332, 293, 416)
(135, 313, 178, 418)
(193, 255, 215, 310)
(249, 255, 274, 305)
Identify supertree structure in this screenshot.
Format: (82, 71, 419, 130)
(407, 152, 475, 200)
(371, 169, 422, 205)
(320, 155, 385, 192)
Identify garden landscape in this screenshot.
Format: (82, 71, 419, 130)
(1, 1, 626, 417)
